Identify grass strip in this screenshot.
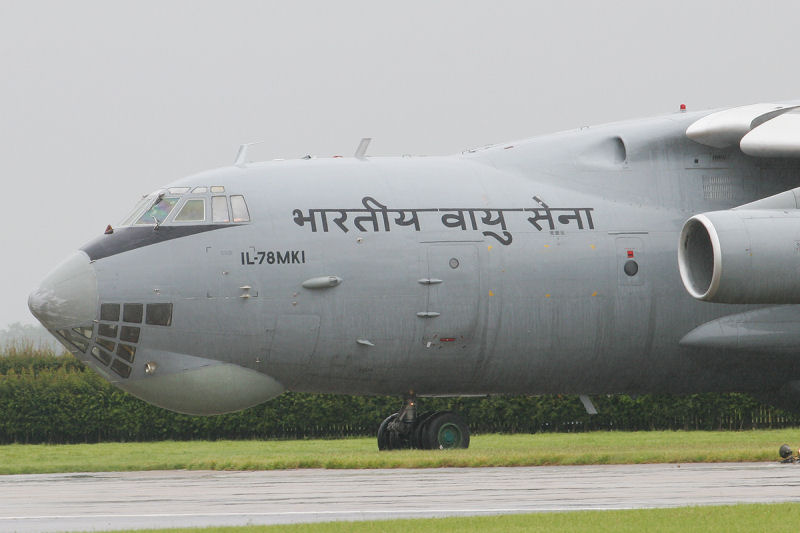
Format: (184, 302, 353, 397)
(104, 503, 800, 533)
(0, 430, 796, 475)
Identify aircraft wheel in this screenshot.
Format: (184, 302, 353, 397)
(377, 413, 397, 451)
(411, 411, 436, 449)
(424, 411, 470, 449)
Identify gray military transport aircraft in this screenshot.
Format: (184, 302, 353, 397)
(27, 102, 800, 450)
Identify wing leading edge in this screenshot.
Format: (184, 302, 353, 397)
(686, 102, 800, 157)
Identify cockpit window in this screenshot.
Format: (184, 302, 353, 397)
(135, 196, 179, 225)
(119, 195, 153, 227)
(230, 195, 250, 222)
(118, 188, 250, 228)
(174, 199, 205, 222)
(211, 196, 230, 223)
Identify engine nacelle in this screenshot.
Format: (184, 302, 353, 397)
(678, 209, 800, 303)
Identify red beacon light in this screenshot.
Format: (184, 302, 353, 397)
(680, 104, 687, 112)
(104, 224, 114, 235)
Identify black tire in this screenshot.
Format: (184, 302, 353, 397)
(411, 411, 436, 449)
(377, 413, 398, 451)
(424, 411, 470, 449)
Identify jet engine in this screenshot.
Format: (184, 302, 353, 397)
(678, 209, 800, 303)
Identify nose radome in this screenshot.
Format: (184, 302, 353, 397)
(28, 251, 98, 330)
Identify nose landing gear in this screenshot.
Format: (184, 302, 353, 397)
(377, 394, 470, 450)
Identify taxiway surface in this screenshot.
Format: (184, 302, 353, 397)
(1, 463, 799, 532)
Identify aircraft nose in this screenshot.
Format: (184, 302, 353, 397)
(28, 251, 98, 330)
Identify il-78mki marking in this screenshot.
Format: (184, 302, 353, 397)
(241, 250, 307, 266)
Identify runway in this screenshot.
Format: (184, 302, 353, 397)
(1, 463, 799, 532)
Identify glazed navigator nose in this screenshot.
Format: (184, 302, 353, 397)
(28, 251, 98, 330)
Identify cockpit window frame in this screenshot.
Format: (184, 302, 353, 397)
(230, 195, 251, 223)
(134, 195, 180, 226)
(119, 187, 252, 228)
(119, 195, 155, 227)
(172, 197, 207, 223)
(211, 195, 230, 223)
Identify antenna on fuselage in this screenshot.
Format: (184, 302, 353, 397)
(234, 141, 267, 168)
(355, 138, 371, 160)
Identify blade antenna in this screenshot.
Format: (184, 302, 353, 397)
(355, 138, 371, 160)
(234, 141, 267, 168)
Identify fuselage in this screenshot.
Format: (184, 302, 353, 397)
(28, 108, 800, 414)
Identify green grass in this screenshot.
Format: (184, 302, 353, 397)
(106, 504, 800, 533)
(0, 429, 795, 474)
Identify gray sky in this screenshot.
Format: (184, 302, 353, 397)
(2, 0, 799, 327)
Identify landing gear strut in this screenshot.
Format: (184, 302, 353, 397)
(377, 394, 470, 450)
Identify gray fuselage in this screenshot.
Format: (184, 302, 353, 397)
(29, 109, 800, 414)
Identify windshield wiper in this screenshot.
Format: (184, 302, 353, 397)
(148, 193, 165, 231)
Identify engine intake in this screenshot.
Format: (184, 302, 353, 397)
(678, 209, 800, 303)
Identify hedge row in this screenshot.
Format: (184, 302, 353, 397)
(0, 347, 798, 444)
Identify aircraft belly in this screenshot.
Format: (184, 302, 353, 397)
(118, 351, 284, 415)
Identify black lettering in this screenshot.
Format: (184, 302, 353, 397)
(241, 249, 308, 265)
(292, 199, 598, 246)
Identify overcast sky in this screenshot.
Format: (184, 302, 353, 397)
(2, 0, 799, 327)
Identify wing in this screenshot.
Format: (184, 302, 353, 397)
(686, 102, 800, 157)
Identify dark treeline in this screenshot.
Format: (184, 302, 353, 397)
(0, 347, 798, 444)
